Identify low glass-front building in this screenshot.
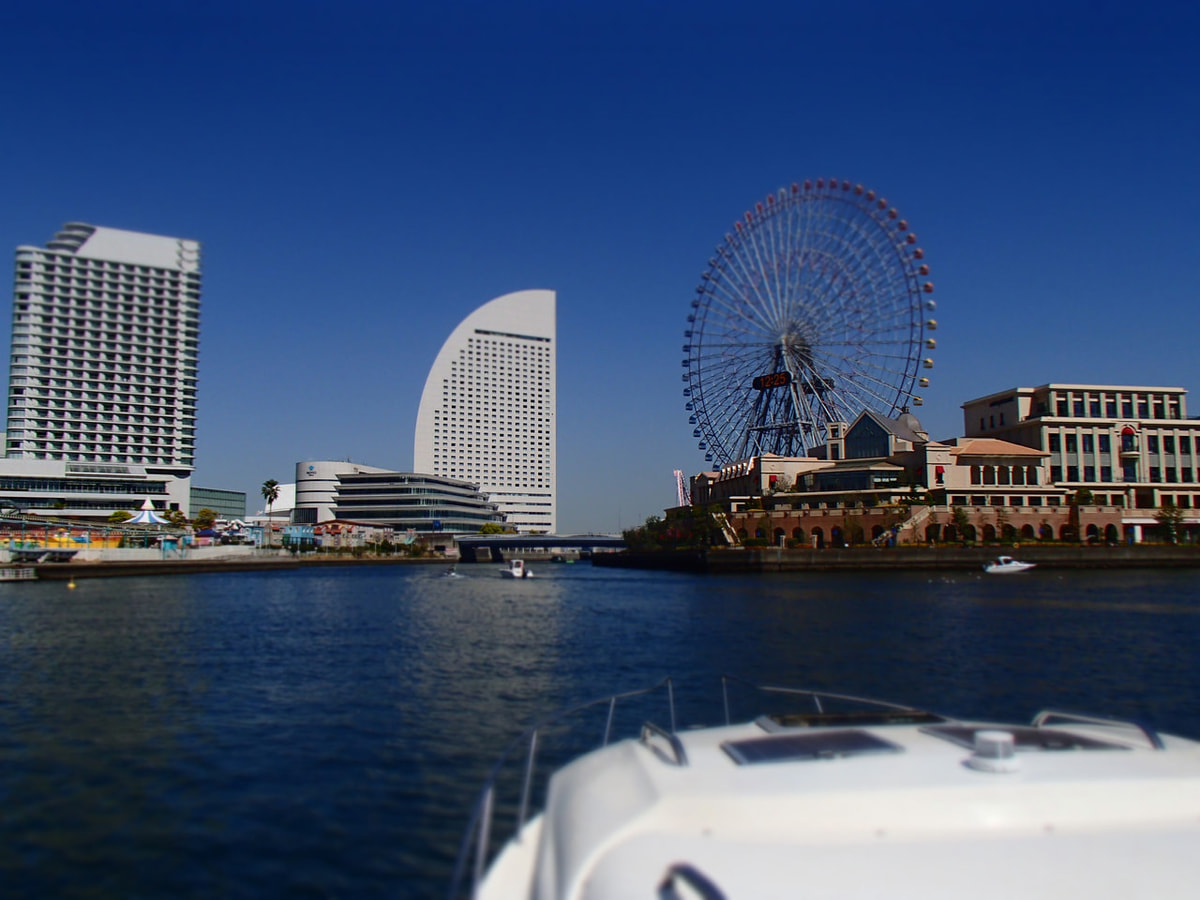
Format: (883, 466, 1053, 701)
(334, 472, 503, 535)
(293, 461, 503, 535)
(190, 486, 246, 520)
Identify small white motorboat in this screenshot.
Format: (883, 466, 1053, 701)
(500, 559, 533, 579)
(983, 555, 1036, 574)
(453, 676, 1200, 899)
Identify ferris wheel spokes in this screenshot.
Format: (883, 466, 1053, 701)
(684, 179, 936, 469)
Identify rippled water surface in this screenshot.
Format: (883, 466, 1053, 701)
(2, 563, 1199, 897)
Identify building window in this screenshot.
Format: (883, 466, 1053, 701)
(1084, 466, 1096, 481)
(1057, 399, 1069, 416)
(1164, 436, 1175, 454)
(1105, 399, 1117, 417)
(1182, 436, 1193, 455)
(1101, 466, 1112, 482)
(1122, 399, 1133, 417)
(1067, 465, 1079, 481)
(1090, 399, 1101, 416)
(1050, 465, 1062, 482)
(1138, 401, 1149, 418)
(1123, 463, 1137, 482)
(1148, 435, 1159, 454)
(1167, 468, 1178, 483)
(1150, 467, 1161, 483)
(1099, 434, 1111, 453)
(1073, 399, 1084, 416)
(1048, 434, 1061, 452)
(1065, 434, 1077, 453)
(1082, 434, 1094, 453)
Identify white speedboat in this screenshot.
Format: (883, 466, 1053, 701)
(983, 554, 1036, 574)
(452, 676, 1200, 899)
(500, 559, 533, 579)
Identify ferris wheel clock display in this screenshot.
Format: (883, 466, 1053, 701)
(682, 178, 938, 468)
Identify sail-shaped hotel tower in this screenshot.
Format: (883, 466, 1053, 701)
(413, 290, 556, 533)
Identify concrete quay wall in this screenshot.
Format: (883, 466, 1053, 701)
(593, 545, 1200, 574)
(26, 555, 447, 580)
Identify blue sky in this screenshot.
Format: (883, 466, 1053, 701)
(2, 1, 1198, 533)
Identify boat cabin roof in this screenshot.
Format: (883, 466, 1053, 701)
(487, 714, 1200, 899)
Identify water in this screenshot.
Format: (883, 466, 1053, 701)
(2, 563, 1199, 898)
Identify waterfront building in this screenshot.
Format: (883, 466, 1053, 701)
(683, 384, 1200, 546)
(684, 408, 1127, 547)
(2, 223, 201, 516)
(189, 486, 247, 520)
(294, 460, 392, 524)
(333, 471, 501, 535)
(413, 289, 556, 533)
(962, 384, 1200, 540)
(293, 460, 503, 537)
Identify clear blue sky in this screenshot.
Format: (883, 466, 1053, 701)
(2, 1, 1198, 533)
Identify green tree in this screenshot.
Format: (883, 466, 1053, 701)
(108, 510, 133, 524)
(261, 479, 280, 547)
(1073, 487, 1095, 506)
(951, 505, 971, 544)
(1156, 502, 1185, 544)
(165, 509, 189, 529)
(994, 507, 1009, 542)
(193, 508, 219, 530)
(623, 515, 670, 551)
(479, 522, 507, 534)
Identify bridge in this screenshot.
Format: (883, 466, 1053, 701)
(455, 533, 625, 562)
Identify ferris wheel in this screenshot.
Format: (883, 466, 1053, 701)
(682, 178, 938, 469)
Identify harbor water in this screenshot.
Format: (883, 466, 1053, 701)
(2, 563, 1199, 898)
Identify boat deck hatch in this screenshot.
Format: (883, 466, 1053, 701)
(722, 729, 903, 766)
(921, 725, 1129, 752)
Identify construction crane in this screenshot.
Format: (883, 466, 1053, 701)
(673, 469, 691, 508)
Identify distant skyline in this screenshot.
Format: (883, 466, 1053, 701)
(3, 1, 1198, 533)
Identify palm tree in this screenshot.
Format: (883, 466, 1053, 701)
(261, 479, 280, 547)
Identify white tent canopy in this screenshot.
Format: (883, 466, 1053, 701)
(126, 498, 168, 525)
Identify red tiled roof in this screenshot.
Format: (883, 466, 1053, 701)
(949, 439, 1049, 458)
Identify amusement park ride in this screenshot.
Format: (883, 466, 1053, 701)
(681, 178, 938, 472)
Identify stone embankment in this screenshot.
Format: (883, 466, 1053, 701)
(593, 545, 1200, 574)
(27, 555, 445, 580)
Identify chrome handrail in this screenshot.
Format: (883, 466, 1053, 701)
(448, 676, 678, 900)
(657, 862, 727, 900)
(720, 673, 927, 726)
(1032, 708, 1165, 750)
(641, 721, 689, 767)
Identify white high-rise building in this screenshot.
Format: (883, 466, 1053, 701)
(414, 289, 556, 533)
(1, 223, 201, 516)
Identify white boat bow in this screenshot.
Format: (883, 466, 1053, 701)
(452, 676, 1200, 900)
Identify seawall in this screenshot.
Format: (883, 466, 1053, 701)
(24, 556, 447, 580)
(592, 545, 1200, 574)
